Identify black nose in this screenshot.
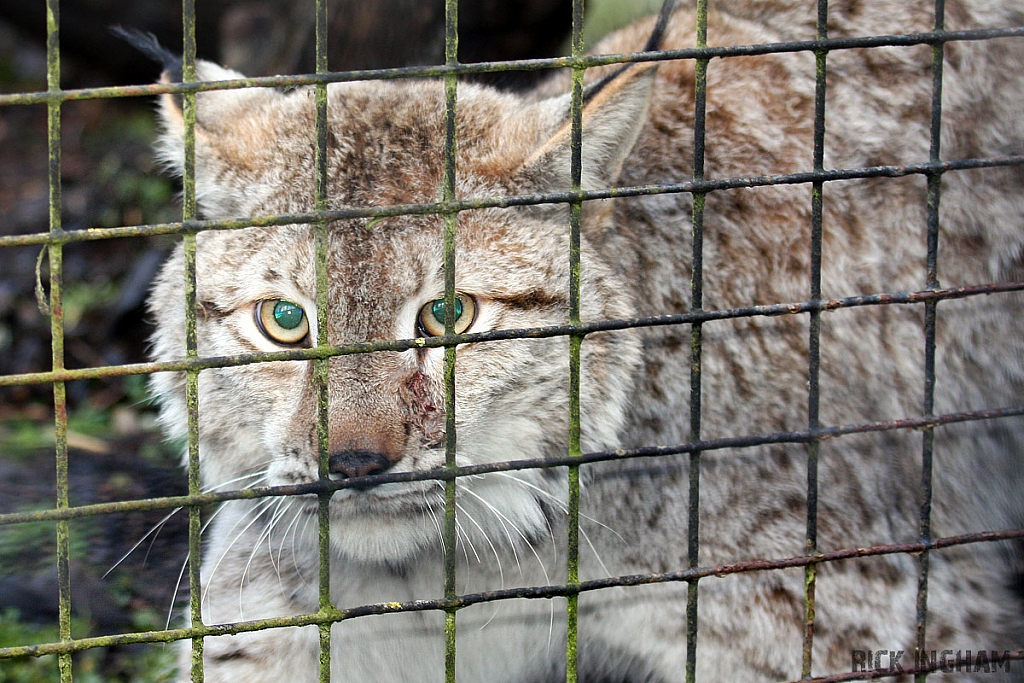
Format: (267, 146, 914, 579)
(328, 450, 394, 480)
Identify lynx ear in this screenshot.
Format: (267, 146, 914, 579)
(522, 65, 657, 194)
(154, 60, 281, 178)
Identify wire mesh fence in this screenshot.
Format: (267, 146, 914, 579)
(1, 0, 1024, 682)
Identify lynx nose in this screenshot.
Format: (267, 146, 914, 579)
(329, 450, 395, 481)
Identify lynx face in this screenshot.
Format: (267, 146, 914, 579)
(148, 71, 649, 563)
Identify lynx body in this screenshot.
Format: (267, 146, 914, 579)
(148, 2, 1024, 681)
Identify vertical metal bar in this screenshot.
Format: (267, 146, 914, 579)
(915, 2, 944, 680)
(442, 1, 460, 681)
(686, 3, 708, 683)
(45, 1, 72, 681)
(565, 1, 586, 681)
(180, 0, 202, 680)
(313, 1, 332, 681)
(802, 1, 828, 677)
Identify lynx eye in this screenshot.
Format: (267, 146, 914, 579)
(256, 299, 310, 345)
(418, 294, 477, 337)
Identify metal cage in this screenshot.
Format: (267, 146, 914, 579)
(1, 1, 1023, 681)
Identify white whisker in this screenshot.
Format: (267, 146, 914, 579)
(259, 496, 293, 593)
(431, 482, 478, 564)
(459, 484, 523, 573)
(292, 504, 317, 584)
(453, 498, 505, 587)
(106, 470, 270, 580)
(103, 506, 180, 579)
(236, 498, 289, 614)
(201, 497, 276, 616)
(276, 498, 311, 581)
(457, 483, 557, 585)
(164, 500, 233, 630)
(491, 471, 619, 581)
(422, 490, 446, 551)
(452, 501, 484, 565)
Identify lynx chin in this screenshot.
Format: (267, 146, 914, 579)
(143, 1, 1024, 681)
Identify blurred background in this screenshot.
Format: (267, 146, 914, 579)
(0, 1, 661, 680)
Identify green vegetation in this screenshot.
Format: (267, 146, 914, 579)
(583, 0, 665, 47)
(0, 609, 178, 683)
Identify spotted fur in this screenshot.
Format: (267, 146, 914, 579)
(148, 2, 1024, 681)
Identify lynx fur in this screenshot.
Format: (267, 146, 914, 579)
(147, 1, 1024, 681)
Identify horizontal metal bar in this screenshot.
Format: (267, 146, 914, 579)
(1, 280, 1020, 388)
(3, 154, 1021, 250)
(1, 26, 1021, 107)
(2, 402, 1022, 526)
(3, 527, 1022, 659)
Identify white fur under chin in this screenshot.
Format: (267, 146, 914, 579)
(323, 474, 556, 564)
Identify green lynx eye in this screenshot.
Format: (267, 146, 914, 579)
(418, 294, 476, 337)
(256, 299, 309, 345)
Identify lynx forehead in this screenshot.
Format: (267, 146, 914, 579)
(146, 1, 1024, 681)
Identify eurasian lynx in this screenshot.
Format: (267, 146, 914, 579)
(145, 1, 1024, 681)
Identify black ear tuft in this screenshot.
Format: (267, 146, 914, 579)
(582, 0, 676, 106)
(110, 26, 183, 84)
